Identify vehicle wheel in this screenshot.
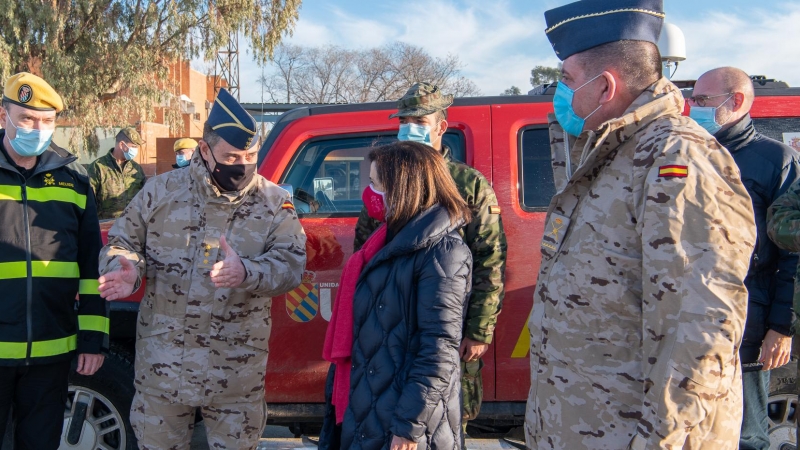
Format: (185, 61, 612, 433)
(61, 345, 138, 450)
(768, 362, 797, 450)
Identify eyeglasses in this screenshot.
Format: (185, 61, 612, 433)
(687, 92, 733, 107)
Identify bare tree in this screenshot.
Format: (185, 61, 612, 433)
(262, 42, 481, 103)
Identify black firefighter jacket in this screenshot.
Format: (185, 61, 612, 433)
(716, 114, 800, 362)
(0, 131, 107, 366)
(341, 205, 472, 450)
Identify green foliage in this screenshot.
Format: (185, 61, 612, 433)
(501, 86, 522, 96)
(530, 64, 562, 87)
(0, 0, 301, 155)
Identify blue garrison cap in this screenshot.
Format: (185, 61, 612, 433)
(545, 0, 665, 61)
(206, 88, 258, 150)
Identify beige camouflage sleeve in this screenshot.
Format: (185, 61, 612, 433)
(635, 152, 754, 447)
(98, 181, 150, 288)
(239, 199, 307, 297)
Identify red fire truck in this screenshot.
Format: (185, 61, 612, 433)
(61, 78, 800, 450)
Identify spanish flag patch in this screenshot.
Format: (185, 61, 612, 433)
(281, 201, 295, 210)
(658, 165, 688, 178)
(489, 205, 501, 215)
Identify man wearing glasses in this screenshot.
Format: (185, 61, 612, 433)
(690, 66, 800, 450)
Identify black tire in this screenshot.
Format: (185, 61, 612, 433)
(768, 360, 797, 450)
(64, 344, 139, 450)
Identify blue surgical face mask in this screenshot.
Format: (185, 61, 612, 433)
(122, 143, 138, 161)
(6, 118, 54, 157)
(397, 123, 432, 146)
(689, 96, 732, 135)
(175, 153, 190, 167)
(553, 74, 603, 136)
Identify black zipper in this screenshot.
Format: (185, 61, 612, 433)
(22, 183, 32, 364)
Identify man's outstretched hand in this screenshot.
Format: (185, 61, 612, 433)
(98, 257, 137, 301)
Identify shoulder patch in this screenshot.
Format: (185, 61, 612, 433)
(489, 205, 501, 215)
(281, 200, 295, 211)
(658, 165, 688, 178)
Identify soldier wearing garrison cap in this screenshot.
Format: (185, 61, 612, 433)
(87, 125, 146, 219)
(352, 81, 507, 444)
(98, 88, 306, 450)
(525, 1, 755, 449)
(172, 137, 198, 169)
(0, 72, 107, 450)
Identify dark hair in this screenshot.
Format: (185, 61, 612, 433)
(369, 141, 470, 235)
(202, 122, 223, 148)
(576, 40, 662, 95)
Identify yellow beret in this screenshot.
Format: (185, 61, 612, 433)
(173, 138, 199, 152)
(3, 72, 64, 112)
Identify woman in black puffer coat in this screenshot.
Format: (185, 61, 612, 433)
(328, 142, 472, 450)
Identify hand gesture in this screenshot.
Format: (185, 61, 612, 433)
(210, 235, 246, 288)
(98, 257, 137, 300)
(390, 436, 417, 450)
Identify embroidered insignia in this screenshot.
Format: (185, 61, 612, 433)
(541, 213, 571, 255)
(18, 85, 32, 103)
(43, 173, 55, 186)
(489, 205, 501, 215)
(658, 165, 688, 178)
(281, 201, 295, 211)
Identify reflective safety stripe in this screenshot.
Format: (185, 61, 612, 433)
(0, 261, 80, 279)
(0, 185, 21, 201)
(79, 279, 100, 295)
(78, 315, 110, 334)
(0, 184, 86, 209)
(0, 335, 77, 359)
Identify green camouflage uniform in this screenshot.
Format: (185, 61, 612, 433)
(87, 149, 146, 219)
(766, 178, 800, 445)
(354, 82, 508, 425)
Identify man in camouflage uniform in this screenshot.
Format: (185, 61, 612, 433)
(97, 88, 307, 450)
(87, 126, 146, 219)
(526, 1, 756, 449)
(353, 82, 507, 435)
(766, 180, 800, 445)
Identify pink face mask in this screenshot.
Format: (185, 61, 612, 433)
(362, 184, 386, 222)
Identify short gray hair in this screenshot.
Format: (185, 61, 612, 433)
(575, 40, 662, 95)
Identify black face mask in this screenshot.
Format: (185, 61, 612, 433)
(207, 147, 257, 192)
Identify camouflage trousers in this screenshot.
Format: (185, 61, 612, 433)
(130, 391, 266, 450)
(461, 359, 484, 422)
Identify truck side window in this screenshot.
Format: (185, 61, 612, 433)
(282, 132, 466, 216)
(519, 127, 556, 210)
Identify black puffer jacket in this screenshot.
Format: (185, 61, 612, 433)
(715, 114, 800, 361)
(341, 205, 472, 450)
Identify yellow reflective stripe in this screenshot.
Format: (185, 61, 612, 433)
(0, 261, 80, 279)
(26, 186, 86, 209)
(32, 335, 77, 357)
(79, 315, 110, 334)
(511, 319, 531, 358)
(0, 335, 77, 359)
(0, 185, 86, 209)
(0, 185, 22, 201)
(79, 279, 100, 295)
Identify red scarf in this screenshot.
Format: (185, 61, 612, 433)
(322, 224, 387, 424)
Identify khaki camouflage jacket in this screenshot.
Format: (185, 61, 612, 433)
(88, 150, 146, 220)
(353, 146, 507, 344)
(525, 78, 755, 450)
(767, 180, 800, 334)
(99, 153, 307, 405)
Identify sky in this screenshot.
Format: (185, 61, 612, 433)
(227, 0, 800, 103)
